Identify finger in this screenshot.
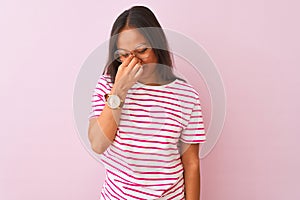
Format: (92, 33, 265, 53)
(119, 54, 134, 68)
(134, 66, 144, 79)
(126, 57, 141, 71)
(130, 62, 143, 75)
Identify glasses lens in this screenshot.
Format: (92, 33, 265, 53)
(113, 50, 129, 62)
(134, 46, 151, 59)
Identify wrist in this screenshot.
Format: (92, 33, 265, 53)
(110, 82, 128, 100)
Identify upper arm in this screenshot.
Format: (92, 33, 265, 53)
(88, 117, 98, 142)
(179, 141, 200, 166)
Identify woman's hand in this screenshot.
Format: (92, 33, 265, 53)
(114, 54, 144, 90)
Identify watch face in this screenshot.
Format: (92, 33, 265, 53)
(107, 95, 121, 109)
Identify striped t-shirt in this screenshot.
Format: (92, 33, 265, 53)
(88, 74, 206, 200)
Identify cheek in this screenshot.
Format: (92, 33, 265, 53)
(143, 51, 157, 64)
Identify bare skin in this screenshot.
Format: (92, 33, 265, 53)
(179, 142, 202, 200)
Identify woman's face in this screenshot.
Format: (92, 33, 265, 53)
(116, 27, 158, 81)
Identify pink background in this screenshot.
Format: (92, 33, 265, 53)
(1, 0, 299, 200)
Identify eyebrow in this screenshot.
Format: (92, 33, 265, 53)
(117, 42, 148, 51)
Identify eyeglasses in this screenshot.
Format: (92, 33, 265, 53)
(113, 44, 152, 63)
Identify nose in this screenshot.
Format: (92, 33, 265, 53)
(130, 51, 138, 57)
(129, 51, 140, 61)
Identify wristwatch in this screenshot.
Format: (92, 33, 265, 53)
(104, 93, 124, 109)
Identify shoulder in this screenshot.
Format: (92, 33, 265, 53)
(174, 79, 200, 99)
(96, 74, 113, 89)
(100, 74, 112, 83)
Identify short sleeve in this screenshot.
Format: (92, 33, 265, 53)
(179, 94, 206, 144)
(88, 74, 111, 120)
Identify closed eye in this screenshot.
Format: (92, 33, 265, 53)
(120, 53, 130, 57)
(136, 48, 148, 54)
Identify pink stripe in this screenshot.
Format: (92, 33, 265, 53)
(114, 179, 173, 187)
(121, 113, 186, 126)
(103, 185, 118, 200)
(175, 81, 194, 89)
(111, 142, 180, 159)
(161, 175, 184, 196)
(133, 86, 197, 100)
(127, 96, 194, 113)
(109, 145, 180, 163)
(100, 193, 106, 200)
(126, 91, 196, 105)
(95, 85, 107, 94)
(91, 94, 100, 98)
(103, 184, 111, 200)
(106, 150, 183, 175)
(104, 177, 127, 200)
(123, 106, 191, 117)
(135, 84, 194, 98)
(187, 121, 204, 124)
(91, 103, 105, 108)
(120, 118, 184, 129)
(190, 114, 203, 118)
(116, 134, 177, 145)
(118, 130, 177, 139)
(113, 139, 178, 151)
(101, 158, 179, 181)
(107, 169, 162, 187)
(168, 85, 198, 96)
(106, 168, 179, 185)
(169, 188, 184, 199)
(122, 186, 161, 198)
(108, 170, 184, 195)
(91, 98, 104, 103)
(92, 108, 104, 112)
(125, 101, 195, 109)
(105, 151, 132, 172)
(183, 128, 205, 131)
(180, 138, 206, 143)
(119, 124, 179, 134)
(106, 175, 136, 200)
(97, 80, 110, 91)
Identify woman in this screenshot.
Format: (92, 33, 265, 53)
(88, 5, 206, 200)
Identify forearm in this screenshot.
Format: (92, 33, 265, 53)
(183, 162, 201, 200)
(89, 83, 128, 154)
(95, 82, 128, 141)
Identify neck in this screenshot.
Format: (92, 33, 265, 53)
(138, 67, 163, 85)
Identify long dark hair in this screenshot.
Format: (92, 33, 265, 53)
(102, 5, 186, 84)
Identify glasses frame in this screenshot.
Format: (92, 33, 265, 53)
(113, 43, 152, 63)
